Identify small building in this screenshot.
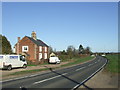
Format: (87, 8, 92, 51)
(50, 53, 56, 57)
(14, 31, 49, 62)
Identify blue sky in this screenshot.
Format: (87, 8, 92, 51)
(2, 2, 118, 52)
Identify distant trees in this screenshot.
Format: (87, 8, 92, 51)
(0, 34, 12, 54)
(79, 44, 92, 54)
(61, 50, 67, 55)
(48, 44, 92, 61)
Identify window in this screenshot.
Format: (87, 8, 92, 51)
(0, 56, 3, 59)
(9, 56, 18, 59)
(39, 46, 42, 52)
(22, 46, 28, 52)
(39, 53, 42, 60)
(20, 56, 25, 61)
(44, 47, 47, 52)
(44, 53, 47, 59)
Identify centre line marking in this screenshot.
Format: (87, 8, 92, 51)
(88, 64, 93, 66)
(33, 73, 67, 85)
(76, 67, 85, 71)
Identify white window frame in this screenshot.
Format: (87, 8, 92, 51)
(39, 46, 42, 52)
(22, 46, 28, 52)
(39, 53, 42, 60)
(44, 47, 47, 52)
(44, 53, 47, 59)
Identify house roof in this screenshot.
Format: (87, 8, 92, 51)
(26, 36, 49, 47)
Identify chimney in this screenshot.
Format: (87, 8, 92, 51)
(31, 31, 37, 40)
(18, 37, 20, 42)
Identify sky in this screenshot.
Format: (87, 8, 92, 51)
(2, 2, 118, 52)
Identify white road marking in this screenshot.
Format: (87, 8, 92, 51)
(76, 67, 85, 71)
(88, 64, 93, 66)
(33, 73, 67, 85)
(95, 62, 97, 63)
(1, 57, 97, 83)
(72, 59, 107, 89)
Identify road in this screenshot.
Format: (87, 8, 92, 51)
(1, 56, 107, 89)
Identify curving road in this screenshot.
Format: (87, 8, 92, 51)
(1, 56, 107, 89)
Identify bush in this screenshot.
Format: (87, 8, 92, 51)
(58, 54, 80, 62)
(27, 59, 49, 65)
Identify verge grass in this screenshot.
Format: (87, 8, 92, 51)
(9, 68, 49, 76)
(61, 56, 94, 67)
(105, 54, 119, 73)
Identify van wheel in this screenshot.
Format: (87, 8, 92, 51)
(7, 65, 12, 71)
(23, 64, 27, 68)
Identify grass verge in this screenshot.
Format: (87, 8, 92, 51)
(61, 56, 94, 67)
(9, 68, 49, 76)
(105, 54, 119, 73)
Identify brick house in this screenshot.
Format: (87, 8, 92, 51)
(14, 31, 49, 62)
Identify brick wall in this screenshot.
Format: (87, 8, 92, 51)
(15, 36, 49, 62)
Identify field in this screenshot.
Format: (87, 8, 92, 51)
(105, 54, 119, 73)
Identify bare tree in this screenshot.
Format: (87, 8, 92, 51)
(66, 45, 75, 59)
(48, 46, 53, 55)
(84, 46, 91, 54)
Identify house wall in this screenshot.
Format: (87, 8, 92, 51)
(15, 36, 49, 62)
(16, 37, 36, 62)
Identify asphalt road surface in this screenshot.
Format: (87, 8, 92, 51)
(1, 56, 107, 89)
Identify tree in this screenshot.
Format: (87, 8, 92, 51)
(79, 44, 84, 54)
(84, 46, 91, 54)
(48, 46, 53, 54)
(61, 50, 67, 55)
(1, 35, 12, 54)
(66, 45, 75, 59)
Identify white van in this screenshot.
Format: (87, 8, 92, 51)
(49, 56, 61, 64)
(0, 55, 27, 70)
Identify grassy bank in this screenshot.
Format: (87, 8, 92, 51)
(105, 54, 119, 73)
(61, 56, 94, 67)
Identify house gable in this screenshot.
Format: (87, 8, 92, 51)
(14, 34, 49, 63)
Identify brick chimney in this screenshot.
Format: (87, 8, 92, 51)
(31, 31, 37, 40)
(18, 37, 20, 42)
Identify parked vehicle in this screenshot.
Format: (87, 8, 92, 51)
(101, 54, 106, 57)
(49, 56, 61, 64)
(0, 55, 27, 70)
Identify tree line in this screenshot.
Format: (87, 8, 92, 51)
(49, 45, 92, 60)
